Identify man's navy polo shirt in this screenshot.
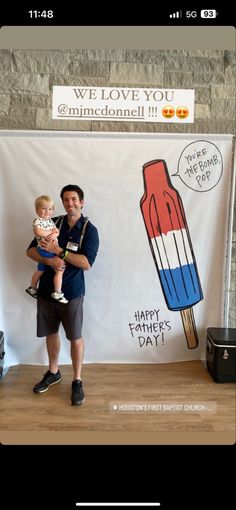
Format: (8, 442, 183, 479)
(27, 214, 99, 301)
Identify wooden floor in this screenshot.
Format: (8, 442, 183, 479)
(0, 361, 235, 444)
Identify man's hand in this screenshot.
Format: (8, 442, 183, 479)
(26, 246, 65, 271)
(48, 257, 65, 271)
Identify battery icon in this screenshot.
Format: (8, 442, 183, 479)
(200, 9, 217, 18)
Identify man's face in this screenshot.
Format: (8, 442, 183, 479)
(62, 191, 84, 217)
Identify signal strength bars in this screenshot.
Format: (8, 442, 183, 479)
(169, 11, 182, 18)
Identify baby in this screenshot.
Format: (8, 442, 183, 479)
(25, 195, 68, 304)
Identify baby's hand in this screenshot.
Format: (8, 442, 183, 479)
(46, 232, 58, 242)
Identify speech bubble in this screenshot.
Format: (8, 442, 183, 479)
(175, 140, 223, 192)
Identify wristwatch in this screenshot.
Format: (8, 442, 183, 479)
(59, 250, 68, 260)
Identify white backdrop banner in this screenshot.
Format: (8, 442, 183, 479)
(0, 131, 233, 366)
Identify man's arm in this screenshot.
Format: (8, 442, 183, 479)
(59, 250, 91, 270)
(32, 239, 91, 271)
(26, 246, 66, 271)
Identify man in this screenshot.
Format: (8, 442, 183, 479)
(26, 184, 99, 405)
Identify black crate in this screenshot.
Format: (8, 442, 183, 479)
(0, 331, 5, 378)
(206, 328, 236, 383)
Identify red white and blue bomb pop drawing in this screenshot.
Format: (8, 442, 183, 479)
(140, 159, 203, 349)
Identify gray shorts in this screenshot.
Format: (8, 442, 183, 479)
(37, 296, 84, 341)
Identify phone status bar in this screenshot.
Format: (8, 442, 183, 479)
(0, 7, 234, 26)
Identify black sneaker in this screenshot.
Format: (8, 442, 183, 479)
(71, 379, 85, 405)
(33, 370, 62, 393)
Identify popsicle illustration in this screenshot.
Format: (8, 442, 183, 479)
(140, 159, 203, 349)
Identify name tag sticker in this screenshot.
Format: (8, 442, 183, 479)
(66, 241, 79, 251)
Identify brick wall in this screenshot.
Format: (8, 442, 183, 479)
(0, 48, 235, 325)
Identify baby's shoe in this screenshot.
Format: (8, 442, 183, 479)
(25, 286, 38, 298)
(51, 291, 68, 304)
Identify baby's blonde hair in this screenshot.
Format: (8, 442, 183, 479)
(35, 195, 54, 213)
